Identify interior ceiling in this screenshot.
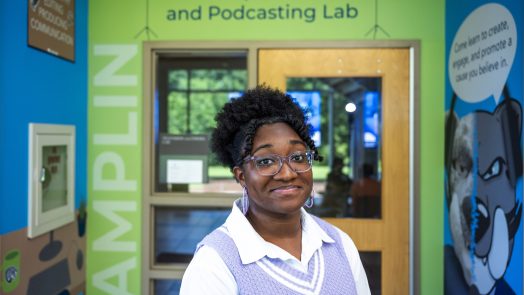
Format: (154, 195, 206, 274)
(318, 77, 379, 102)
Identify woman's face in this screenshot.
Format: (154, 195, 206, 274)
(234, 122, 313, 217)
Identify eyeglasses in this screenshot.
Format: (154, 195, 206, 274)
(243, 151, 314, 176)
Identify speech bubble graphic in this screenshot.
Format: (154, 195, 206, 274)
(449, 3, 516, 104)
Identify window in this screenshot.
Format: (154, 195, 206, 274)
(144, 49, 248, 294)
(154, 53, 248, 194)
(154, 207, 229, 264)
(287, 77, 382, 218)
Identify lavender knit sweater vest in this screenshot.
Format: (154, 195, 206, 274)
(197, 216, 358, 295)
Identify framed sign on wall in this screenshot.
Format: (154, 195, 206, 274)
(27, 0, 76, 61)
(28, 123, 75, 238)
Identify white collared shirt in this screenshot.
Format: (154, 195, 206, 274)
(180, 200, 371, 294)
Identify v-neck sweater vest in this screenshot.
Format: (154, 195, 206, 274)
(198, 216, 358, 295)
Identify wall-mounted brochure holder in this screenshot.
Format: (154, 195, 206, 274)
(28, 124, 75, 238)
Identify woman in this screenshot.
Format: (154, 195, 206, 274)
(181, 85, 370, 294)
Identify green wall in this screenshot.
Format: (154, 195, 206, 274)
(88, 0, 444, 293)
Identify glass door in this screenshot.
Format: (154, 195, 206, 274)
(259, 48, 411, 295)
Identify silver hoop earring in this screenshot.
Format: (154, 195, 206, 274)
(304, 188, 315, 208)
(242, 187, 249, 214)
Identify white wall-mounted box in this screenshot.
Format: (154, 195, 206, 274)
(28, 123, 75, 238)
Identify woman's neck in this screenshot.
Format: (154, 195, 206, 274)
(246, 210, 303, 260)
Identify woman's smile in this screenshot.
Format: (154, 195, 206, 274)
(270, 185, 303, 195)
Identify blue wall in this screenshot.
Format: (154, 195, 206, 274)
(445, 0, 523, 293)
(0, 0, 87, 234)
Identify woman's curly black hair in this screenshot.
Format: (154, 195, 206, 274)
(211, 85, 322, 170)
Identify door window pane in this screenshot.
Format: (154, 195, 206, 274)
(360, 251, 381, 295)
(154, 279, 181, 295)
(154, 207, 229, 264)
(287, 77, 382, 219)
(155, 54, 247, 194)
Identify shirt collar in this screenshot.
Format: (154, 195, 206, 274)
(224, 199, 335, 265)
(301, 207, 335, 244)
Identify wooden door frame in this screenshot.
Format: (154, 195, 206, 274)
(142, 40, 420, 295)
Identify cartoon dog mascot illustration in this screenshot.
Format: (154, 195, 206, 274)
(445, 88, 522, 295)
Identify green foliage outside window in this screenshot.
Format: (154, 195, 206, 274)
(167, 69, 247, 171)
